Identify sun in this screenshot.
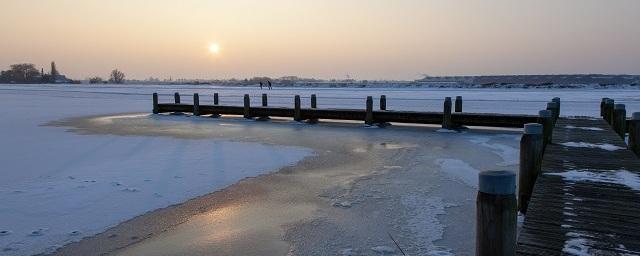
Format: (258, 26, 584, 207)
(208, 43, 220, 54)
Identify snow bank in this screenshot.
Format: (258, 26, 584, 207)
(546, 169, 640, 191)
(559, 142, 625, 151)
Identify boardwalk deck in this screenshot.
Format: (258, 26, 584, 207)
(517, 118, 640, 255)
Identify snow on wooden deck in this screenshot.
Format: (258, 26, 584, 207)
(517, 118, 640, 255)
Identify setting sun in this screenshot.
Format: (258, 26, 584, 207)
(209, 43, 220, 54)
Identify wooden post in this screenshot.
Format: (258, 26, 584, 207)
(262, 93, 268, 107)
(365, 96, 374, 125)
(546, 102, 559, 123)
(538, 110, 553, 147)
(243, 94, 251, 119)
(600, 98, 608, 117)
(628, 112, 640, 157)
(294, 95, 302, 121)
(380, 95, 387, 111)
(477, 170, 517, 256)
(309, 94, 318, 123)
(518, 123, 543, 214)
(613, 104, 626, 138)
(552, 97, 560, 117)
(605, 99, 615, 124)
(152, 93, 159, 114)
(455, 96, 463, 112)
(442, 97, 452, 129)
(311, 94, 317, 108)
(193, 93, 200, 116)
(174, 92, 180, 104)
(211, 93, 220, 118)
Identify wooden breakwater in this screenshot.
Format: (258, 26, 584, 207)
(152, 92, 538, 128)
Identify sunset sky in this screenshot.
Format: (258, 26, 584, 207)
(1, 0, 639, 80)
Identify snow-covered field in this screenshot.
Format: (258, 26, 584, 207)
(1, 84, 639, 116)
(1, 84, 639, 255)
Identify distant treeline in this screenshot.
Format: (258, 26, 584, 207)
(0, 62, 125, 84)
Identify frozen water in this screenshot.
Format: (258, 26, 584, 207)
(0, 87, 312, 255)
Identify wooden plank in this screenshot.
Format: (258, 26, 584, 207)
(517, 118, 640, 255)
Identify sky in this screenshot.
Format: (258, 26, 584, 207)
(1, 0, 639, 80)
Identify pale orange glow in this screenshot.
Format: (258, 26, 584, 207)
(1, 0, 639, 79)
(209, 43, 221, 55)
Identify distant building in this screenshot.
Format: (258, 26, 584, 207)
(49, 62, 72, 84)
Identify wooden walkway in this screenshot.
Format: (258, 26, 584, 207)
(517, 118, 640, 255)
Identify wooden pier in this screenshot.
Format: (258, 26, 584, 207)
(151, 93, 640, 255)
(153, 93, 538, 128)
(516, 117, 640, 255)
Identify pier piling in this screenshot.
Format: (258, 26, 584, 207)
(174, 92, 180, 104)
(380, 95, 387, 111)
(455, 96, 463, 112)
(214, 93, 219, 105)
(152, 93, 159, 114)
(243, 94, 251, 119)
(613, 104, 626, 138)
(294, 95, 302, 121)
(309, 94, 318, 123)
(600, 98, 608, 117)
(365, 96, 374, 125)
(442, 97, 452, 129)
(629, 112, 640, 157)
(518, 123, 543, 214)
(193, 93, 200, 116)
(477, 170, 517, 256)
(538, 110, 553, 147)
(605, 99, 615, 124)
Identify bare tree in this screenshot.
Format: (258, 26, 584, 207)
(109, 69, 125, 84)
(0, 63, 40, 83)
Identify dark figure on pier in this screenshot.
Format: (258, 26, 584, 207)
(268, 80, 272, 90)
(259, 81, 263, 90)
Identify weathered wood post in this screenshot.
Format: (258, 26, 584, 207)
(309, 94, 318, 123)
(243, 94, 251, 119)
(193, 93, 200, 116)
(211, 93, 220, 118)
(552, 97, 560, 117)
(442, 97, 453, 129)
(257, 93, 270, 120)
(174, 92, 180, 104)
(538, 110, 553, 147)
(605, 99, 615, 124)
(380, 95, 387, 111)
(628, 112, 640, 157)
(455, 96, 463, 112)
(365, 96, 374, 125)
(518, 123, 543, 214)
(294, 95, 302, 121)
(613, 104, 626, 138)
(152, 93, 159, 114)
(477, 170, 517, 256)
(600, 98, 608, 117)
(546, 102, 559, 123)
